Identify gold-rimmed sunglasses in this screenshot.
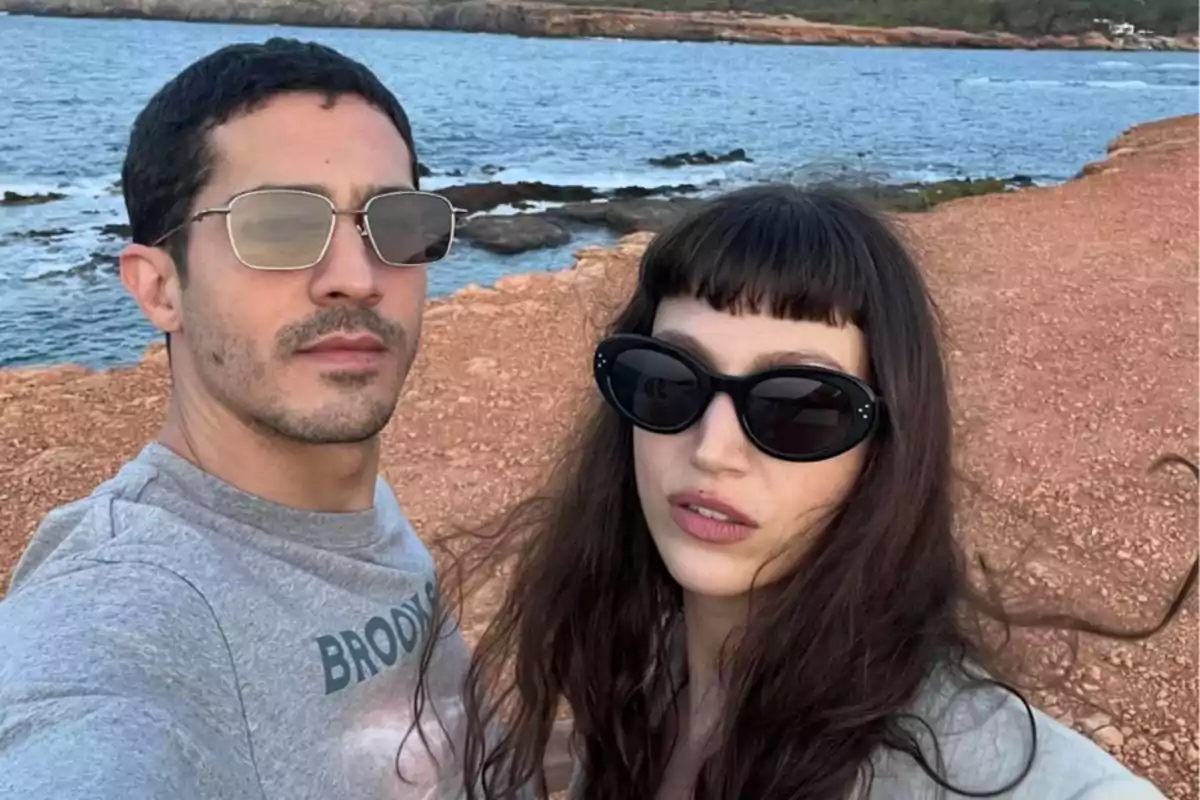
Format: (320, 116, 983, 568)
(152, 188, 461, 270)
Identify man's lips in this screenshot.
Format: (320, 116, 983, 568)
(295, 333, 387, 370)
(297, 333, 386, 353)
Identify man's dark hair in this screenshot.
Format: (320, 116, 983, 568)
(122, 37, 421, 275)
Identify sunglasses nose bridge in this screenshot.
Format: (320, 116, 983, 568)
(316, 207, 375, 267)
(689, 390, 752, 474)
(709, 375, 749, 418)
(705, 382, 750, 436)
(328, 208, 373, 249)
(328, 208, 368, 239)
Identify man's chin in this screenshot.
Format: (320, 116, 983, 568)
(252, 397, 399, 447)
(309, 366, 384, 389)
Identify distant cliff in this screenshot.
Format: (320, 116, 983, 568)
(1, 0, 1196, 50)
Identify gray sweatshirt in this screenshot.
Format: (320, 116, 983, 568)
(567, 673, 1165, 799)
(0, 443, 471, 799)
(865, 667, 1166, 798)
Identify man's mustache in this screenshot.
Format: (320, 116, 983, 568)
(275, 308, 405, 356)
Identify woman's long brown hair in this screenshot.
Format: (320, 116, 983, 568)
(412, 185, 1197, 799)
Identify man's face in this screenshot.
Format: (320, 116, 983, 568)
(170, 91, 426, 444)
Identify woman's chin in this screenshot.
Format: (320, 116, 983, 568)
(657, 542, 762, 599)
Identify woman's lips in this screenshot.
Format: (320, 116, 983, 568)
(666, 491, 757, 545)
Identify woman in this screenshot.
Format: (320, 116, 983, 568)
(434, 185, 1195, 799)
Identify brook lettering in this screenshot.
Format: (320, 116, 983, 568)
(317, 580, 438, 695)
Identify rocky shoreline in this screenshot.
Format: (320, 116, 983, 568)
(1, 171, 1036, 259)
(446, 171, 1036, 254)
(1, 0, 1196, 51)
(3, 143, 1038, 260)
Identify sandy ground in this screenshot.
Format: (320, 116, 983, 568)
(1, 114, 1197, 796)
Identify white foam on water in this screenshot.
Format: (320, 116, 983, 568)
(421, 162, 750, 214)
(470, 199, 566, 217)
(1085, 79, 1153, 88)
(0, 173, 120, 199)
(887, 167, 970, 184)
(19, 249, 98, 281)
(961, 76, 1188, 90)
(454, 163, 742, 191)
(1092, 61, 1197, 73)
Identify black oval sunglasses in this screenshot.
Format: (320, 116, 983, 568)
(593, 333, 885, 463)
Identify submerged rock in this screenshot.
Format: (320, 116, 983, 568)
(2, 190, 67, 206)
(648, 148, 752, 168)
(847, 175, 1036, 213)
(439, 181, 601, 214)
(436, 180, 705, 215)
(458, 215, 572, 254)
(551, 197, 704, 234)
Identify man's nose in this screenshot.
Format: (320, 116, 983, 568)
(308, 214, 382, 306)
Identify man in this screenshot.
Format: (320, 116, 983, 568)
(0, 38, 471, 798)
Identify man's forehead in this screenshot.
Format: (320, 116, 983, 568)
(213, 91, 399, 134)
(202, 94, 415, 205)
(207, 92, 412, 167)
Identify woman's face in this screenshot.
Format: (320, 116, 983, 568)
(634, 296, 870, 599)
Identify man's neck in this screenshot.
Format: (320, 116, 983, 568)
(158, 395, 381, 513)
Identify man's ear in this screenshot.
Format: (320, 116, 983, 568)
(119, 243, 184, 335)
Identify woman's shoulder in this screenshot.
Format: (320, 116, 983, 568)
(867, 668, 1164, 799)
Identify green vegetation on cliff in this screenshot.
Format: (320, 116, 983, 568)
(551, 0, 1199, 36)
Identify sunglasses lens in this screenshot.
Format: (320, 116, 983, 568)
(228, 191, 332, 269)
(366, 192, 454, 265)
(607, 348, 705, 431)
(745, 377, 859, 458)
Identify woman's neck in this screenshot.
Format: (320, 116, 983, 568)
(655, 592, 751, 800)
(680, 591, 750, 739)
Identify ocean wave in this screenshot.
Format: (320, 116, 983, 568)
(0, 173, 121, 199)
(18, 246, 117, 282)
(1094, 60, 1198, 72)
(423, 162, 747, 193)
(961, 76, 1192, 90)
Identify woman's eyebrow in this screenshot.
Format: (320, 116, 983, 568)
(654, 329, 712, 360)
(753, 349, 847, 372)
(655, 329, 846, 373)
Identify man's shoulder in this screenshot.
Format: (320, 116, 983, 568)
(0, 555, 231, 699)
(0, 556, 252, 799)
(8, 449, 205, 593)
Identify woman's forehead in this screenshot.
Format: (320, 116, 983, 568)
(651, 297, 868, 379)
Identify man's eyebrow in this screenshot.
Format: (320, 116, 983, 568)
(246, 182, 328, 194)
(366, 182, 417, 195)
(655, 329, 847, 373)
(240, 182, 417, 201)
